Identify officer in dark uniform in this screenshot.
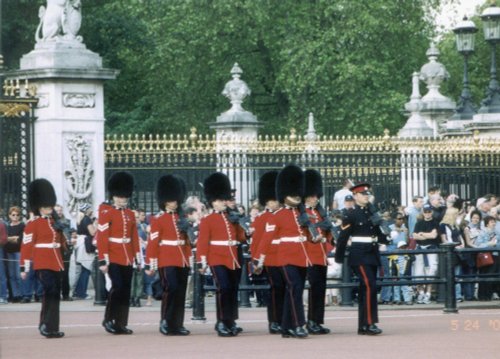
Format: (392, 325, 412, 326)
(97, 172, 140, 335)
(20, 179, 66, 338)
(335, 183, 387, 335)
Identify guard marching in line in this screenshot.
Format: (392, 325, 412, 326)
(251, 170, 284, 335)
(145, 174, 191, 336)
(335, 182, 388, 335)
(97, 171, 141, 335)
(20, 179, 66, 338)
(303, 169, 332, 335)
(196, 172, 247, 337)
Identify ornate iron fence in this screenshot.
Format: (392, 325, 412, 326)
(0, 79, 37, 217)
(105, 128, 500, 214)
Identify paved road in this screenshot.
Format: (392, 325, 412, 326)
(1, 299, 499, 359)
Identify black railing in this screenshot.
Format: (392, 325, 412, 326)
(191, 244, 500, 319)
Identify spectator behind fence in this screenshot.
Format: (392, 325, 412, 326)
(4, 207, 25, 303)
(54, 204, 73, 301)
(439, 207, 465, 302)
(462, 210, 482, 301)
(332, 178, 353, 211)
(412, 204, 440, 304)
(73, 203, 96, 300)
(475, 216, 498, 301)
(130, 209, 147, 307)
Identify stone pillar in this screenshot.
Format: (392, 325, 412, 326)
(7, 3, 117, 221)
(210, 63, 260, 207)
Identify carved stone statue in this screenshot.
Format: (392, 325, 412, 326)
(222, 63, 251, 113)
(36, 0, 83, 43)
(64, 135, 93, 216)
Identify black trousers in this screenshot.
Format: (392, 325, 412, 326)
(211, 265, 240, 326)
(266, 266, 285, 324)
(307, 264, 327, 324)
(281, 265, 307, 330)
(105, 263, 133, 328)
(36, 270, 62, 332)
(61, 253, 71, 298)
(159, 266, 189, 329)
(352, 264, 379, 328)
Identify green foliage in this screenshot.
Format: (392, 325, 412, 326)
(4, 0, 450, 136)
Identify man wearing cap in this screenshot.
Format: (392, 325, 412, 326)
(97, 171, 140, 335)
(342, 195, 355, 214)
(196, 172, 246, 337)
(251, 171, 283, 335)
(20, 179, 66, 338)
(256, 164, 312, 339)
(412, 204, 440, 304)
(303, 169, 331, 335)
(335, 183, 387, 335)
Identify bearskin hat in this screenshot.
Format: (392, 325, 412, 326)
(203, 172, 232, 205)
(156, 174, 187, 210)
(258, 171, 278, 206)
(304, 169, 323, 198)
(107, 171, 134, 198)
(28, 178, 57, 215)
(276, 164, 304, 203)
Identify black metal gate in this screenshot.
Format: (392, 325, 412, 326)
(0, 84, 36, 217)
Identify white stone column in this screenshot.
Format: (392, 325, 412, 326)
(11, 39, 117, 221)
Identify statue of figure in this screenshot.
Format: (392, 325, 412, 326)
(36, 0, 82, 43)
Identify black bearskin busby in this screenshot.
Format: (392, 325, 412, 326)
(203, 172, 232, 205)
(276, 164, 304, 203)
(28, 178, 57, 215)
(156, 175, 187, 210)
(258, 171, 278, 206)
(107, 171, 134, 198)
(304, 169, 323, 198)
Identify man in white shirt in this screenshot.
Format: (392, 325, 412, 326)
(332, 179, 353, 211)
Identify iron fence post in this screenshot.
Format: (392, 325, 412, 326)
(191, 248, 206, 321)
(437, 249, 446, 303)
(440, 243, 458, 313)
(93, 256, 106, 305)
(239, 243, 251, 308)
(340, 254, 353, 306)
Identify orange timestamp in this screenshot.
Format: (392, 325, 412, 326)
(450, 319, 500, 331)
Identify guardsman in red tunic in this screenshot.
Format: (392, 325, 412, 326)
(303, 169, 332, 334)
(20, 179, 66, 338)
(196, 172, 246, 337)
(250, 171, 284, 335)
(97, 172, 140, 335)
(335, 183, 387, 336)
(145, 175, 191, 336)
(256, 164, 314, 339)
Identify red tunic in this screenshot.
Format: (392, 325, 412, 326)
(146, 211, 191, 269)
(96, 204, 140, 266)
(259, 207, 312, 268)
(20, 217, 66, 272)
(196, 211, 246, 270)
(252, 210, 280, 267)
(304, 207, 329, 266)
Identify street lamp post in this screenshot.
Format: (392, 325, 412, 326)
(479, 5, 500, 113)
(451, 16, 477, 120)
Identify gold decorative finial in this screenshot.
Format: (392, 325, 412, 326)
(189, 127, 198, 143)
(289, 128, 297, 143)
(473, 130, 480, 145)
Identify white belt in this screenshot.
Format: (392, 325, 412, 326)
(280, 236, 306, 243)
(351, 236, 377, 243)
(35, 243, 61, 249)
(109, 237, 131, 244)
(160, 240, 185, 246)
(211, 240, 238, 246)
(271, 239, 281, 245)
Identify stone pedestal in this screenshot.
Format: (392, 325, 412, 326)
(10, 41, 118, 220)
(466, 113, 500, 138)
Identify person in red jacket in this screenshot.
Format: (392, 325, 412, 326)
(145, 174, 191, 336)
(20, 179, 66, 338)
(97, 171, 140, 335)
(196, 172, 246, 337)
(303, 169, 332, 334)
(255, 164, 318, 339)
(250, 170, 283, 334)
